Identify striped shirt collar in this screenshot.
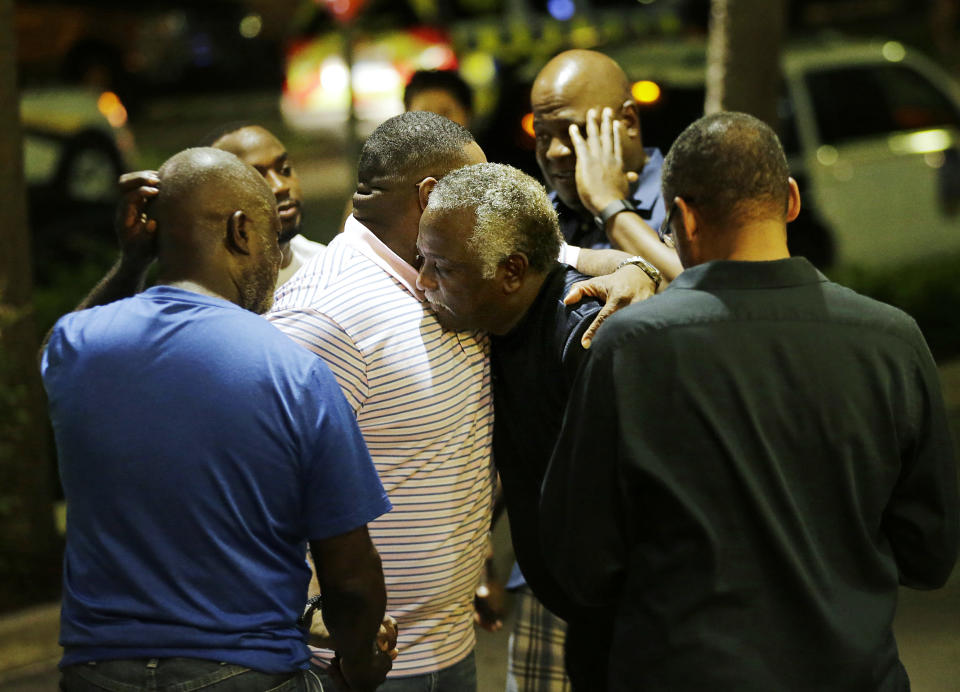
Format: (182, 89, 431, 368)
(341, 215, 423, 301)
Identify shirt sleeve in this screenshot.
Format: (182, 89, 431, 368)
(883, 330, 959, 589)
(299, 362, 391, 541)
(268, 308, 369, 414)
(540, 330, 628, 608)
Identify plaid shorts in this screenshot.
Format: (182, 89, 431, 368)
(506, 585, 572, 692)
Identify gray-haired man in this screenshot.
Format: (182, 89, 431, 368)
(416, 162, 655, 690)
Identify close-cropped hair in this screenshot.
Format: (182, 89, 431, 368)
(358, 111, 476, 185)
(404, 70, 474, 113)
(662, 111, 791, 226)
(428, 163, 561, 278)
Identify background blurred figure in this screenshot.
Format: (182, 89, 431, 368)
(404, 69, 474, 129)
(207, 123, 326, 287)
(44, 147, 392, 692)
(541, 112, 959, 691)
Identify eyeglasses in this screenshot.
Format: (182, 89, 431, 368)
(658, 196, 693, 249)
(659, 203, 678, 249)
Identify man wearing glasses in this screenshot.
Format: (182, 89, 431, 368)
(541, 112, 959, 691)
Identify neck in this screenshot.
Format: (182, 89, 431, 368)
(704, 220, 791, 263)
(279, 240, 294, 269)
(158, 278, 235, 304)
(355, 214, 419, 267)
(491, 270, 551, 336)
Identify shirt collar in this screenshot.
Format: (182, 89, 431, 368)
(142, 284, 242, 310)
(630, 147, 663, 214)
(340, 215, 423, 300)
(669, 257, 829, 291)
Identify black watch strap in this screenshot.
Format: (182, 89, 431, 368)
(593, 199, 638, 230)
(297, 594, 323, 629)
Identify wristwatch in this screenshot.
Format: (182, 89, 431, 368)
(615, 255, 662, 290)
(593, 199, 638, 231)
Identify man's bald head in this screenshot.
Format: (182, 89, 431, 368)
(155, 147, 275, 236)
(532, 50, 633, 113)
(153, 147, 281, 313)
(531, 50, 645, 211)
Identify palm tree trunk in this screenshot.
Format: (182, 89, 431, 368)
(0, 0, 61, 613)
(705, 0, 787, 129)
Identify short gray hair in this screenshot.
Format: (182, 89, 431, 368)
(428, 163, 561, 278)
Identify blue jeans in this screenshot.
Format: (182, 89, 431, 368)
(60, 657, 325, 691)
(311, 651, 476, 692)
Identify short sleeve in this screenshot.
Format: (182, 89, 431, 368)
(268, 308, 369, 414)
(298, 362, 391, 541)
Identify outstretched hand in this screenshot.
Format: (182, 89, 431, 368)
(114, 170, 160, 267)
(565, 264, 657, 348)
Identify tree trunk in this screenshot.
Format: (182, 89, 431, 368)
(705, 0, 787, 129)
(0, 0, 62, 613)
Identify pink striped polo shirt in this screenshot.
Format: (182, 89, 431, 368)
(268, 216, 495, 676)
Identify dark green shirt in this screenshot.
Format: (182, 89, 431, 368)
(541, 257, 958, 691)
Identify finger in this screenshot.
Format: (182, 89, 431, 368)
(600, 107, 614, 159)
(581, 302, 616, 349)
(612, 119, 624, 168)
(585, 108, 600, 151)
(568, 124, 587, 161)
(564, 282, 587, 305)
(389, 649, 399, 661)
(118, 171, 160, 191)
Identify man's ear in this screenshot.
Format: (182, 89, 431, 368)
(786, 177, 802, 223)
(227, 210, 251, 255)
(675, 196, 698, 241)
(620, 100, 641, 138)
(417, 177, 438, 211)
(499, 253, 529, 295)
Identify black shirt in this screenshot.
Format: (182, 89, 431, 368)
(541, 258, 959, 691)
(490, 263, 600, 620)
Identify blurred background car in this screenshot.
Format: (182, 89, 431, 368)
(21, 86, 134, 285)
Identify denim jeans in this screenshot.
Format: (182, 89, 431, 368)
(311, 651, 476, 692)
(60, 657, 326, 691)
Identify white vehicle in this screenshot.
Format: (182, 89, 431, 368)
(20, 86, 133, 205)
(605, 36, 960, 272)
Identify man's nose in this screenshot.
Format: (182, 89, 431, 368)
(416, 266, 436, 292)
(547, 137, 572, 160)
(265, 169, 289, 197)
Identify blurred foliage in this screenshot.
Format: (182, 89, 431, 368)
(0, 294, 62, 613)
(832, 253, 960, 362)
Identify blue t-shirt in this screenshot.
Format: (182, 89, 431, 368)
(42, 286, 391, 673)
